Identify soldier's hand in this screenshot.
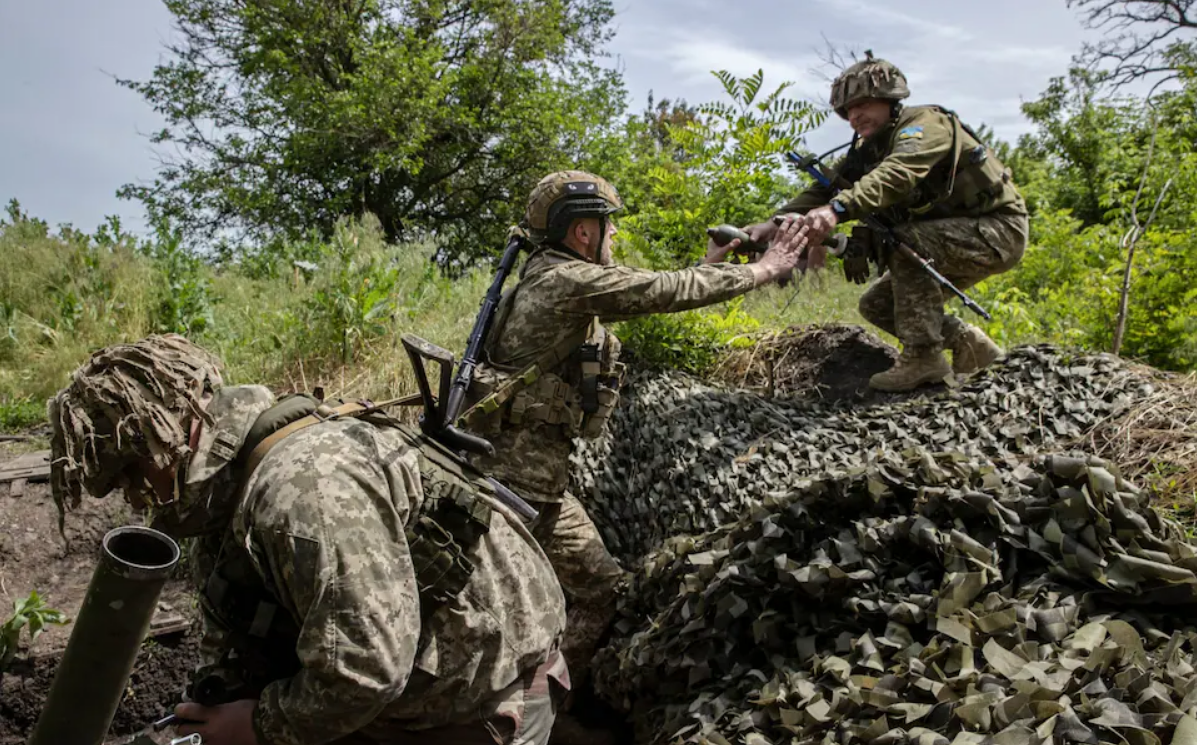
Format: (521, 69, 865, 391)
(795, 205, 838, 250)
(703, 235, 738, 264)
(750, 219, 805, 286)
(842, 253, 871, 284)
(174, 699, 260, 745)
(744, 219, 780, 245)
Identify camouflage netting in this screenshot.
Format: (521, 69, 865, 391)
(571, 345, 1155, 564)
(571, 339, 1197, 744)
(592, 451, 1197, 745)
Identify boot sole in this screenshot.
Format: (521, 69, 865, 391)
(869, 369, 951, 392)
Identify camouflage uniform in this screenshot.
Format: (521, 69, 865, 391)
(49, 336, 568, 745)
(780, 56, 1028, 383)
(187, 386, 568, 745)
(464, 239, 759, 673)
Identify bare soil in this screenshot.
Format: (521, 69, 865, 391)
(0, 468, 200, 745)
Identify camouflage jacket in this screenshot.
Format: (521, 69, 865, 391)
(779, 105, 1026, 223)
(184, 386, 567, 744)
(466, 248, 757, 502)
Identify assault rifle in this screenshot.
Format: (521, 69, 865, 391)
(784, 150, 992, 321)
(400, 231, 538, 521)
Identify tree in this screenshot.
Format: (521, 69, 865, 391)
(1016, 70, 1137, 225)
(613, 69, 826, 268)
(119, 0, 624, 262)
(1069, 0, 1196, 90)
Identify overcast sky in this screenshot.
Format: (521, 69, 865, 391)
(0, 0, 1096, 236)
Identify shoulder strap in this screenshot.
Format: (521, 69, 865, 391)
(240, 398, 418, 481)
(459, 318, 596, 424)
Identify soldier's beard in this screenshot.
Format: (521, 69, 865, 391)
(599, 237, 614, 265)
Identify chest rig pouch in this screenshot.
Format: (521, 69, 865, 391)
(898, 106, 1015, 221)
(462, 317, 625, 441)
(194, 394, 493, 703)
(842, 106, 1015, 224)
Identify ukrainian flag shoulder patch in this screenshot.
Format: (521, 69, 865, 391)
(898, 125, 924, 139)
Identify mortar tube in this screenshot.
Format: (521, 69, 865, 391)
(28, 525, 181, 745)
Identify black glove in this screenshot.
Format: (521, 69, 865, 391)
(842, 226, 873, 284)
(843, 253, 870, 284)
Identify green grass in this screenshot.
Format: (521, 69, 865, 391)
(0, 210, 1016, 413)
(0, 397, 47, 430)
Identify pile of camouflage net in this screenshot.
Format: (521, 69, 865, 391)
(570, 341, 1197, 744)
(590, 450, 1197, 745)
(571, 345, 1156, 564)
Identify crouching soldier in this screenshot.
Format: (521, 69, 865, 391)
(48, 334, 568, 745)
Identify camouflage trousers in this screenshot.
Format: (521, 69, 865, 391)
(858, 212, 1028, 349)
(529, 492, 630, 685)
(342, 650, 569, 745)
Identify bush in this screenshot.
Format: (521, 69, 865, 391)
(616, 298, 760, 375)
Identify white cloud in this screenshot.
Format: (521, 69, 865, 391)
(662, 33, 825, 97)
(962, 44, 1073, 68)
(810, 0, 973, 42)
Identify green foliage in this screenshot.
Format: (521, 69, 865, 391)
(983, 69, 1197, 372)
(141, 223, 216, 336)
(119, 0, 625, 264)
(301, 221, 402, 363)
(598, 70, 826, 269)
(0, 397, 47, 430)
(0, 591, 68, 670)
(616, 298, 760, 375)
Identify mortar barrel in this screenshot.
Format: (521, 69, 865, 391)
(28, 525, 180, 745)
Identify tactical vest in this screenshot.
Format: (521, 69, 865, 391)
(192, 395, 494, 704)
(460, 267, 626, 441)
(842, 104, 1023, 223)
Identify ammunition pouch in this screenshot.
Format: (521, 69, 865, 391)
(889, 106, 1019, 222)
(461, 320, 626, 441)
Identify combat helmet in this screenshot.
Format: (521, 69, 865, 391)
(48, 334, 222, 518)
(829, 50, 910, 119)
(524, 170, 623, 245)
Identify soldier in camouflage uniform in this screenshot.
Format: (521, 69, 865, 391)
(47, 334, 569, 745)
(459, 171, 806, 682)
(744, 53, 1029, 391)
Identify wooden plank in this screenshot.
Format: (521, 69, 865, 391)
(148, 613, 192, 637)
(9, 478, 26, 497)
(0, 449, 51, 484)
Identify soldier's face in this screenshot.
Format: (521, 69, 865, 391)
(846, 99, 892, 139)
(598, 218, 617, 265)
(569, 217, 617, 264)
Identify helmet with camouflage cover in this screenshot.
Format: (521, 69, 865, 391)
(524, 170, 623, 245)
(829, 50, 910, 119)
(48, 334, 222, 524)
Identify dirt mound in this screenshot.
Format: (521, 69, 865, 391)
(712, 324, 898, 402)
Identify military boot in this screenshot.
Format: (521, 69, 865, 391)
(869, 346, 951, 392)
(948, 324, 1003, 375)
